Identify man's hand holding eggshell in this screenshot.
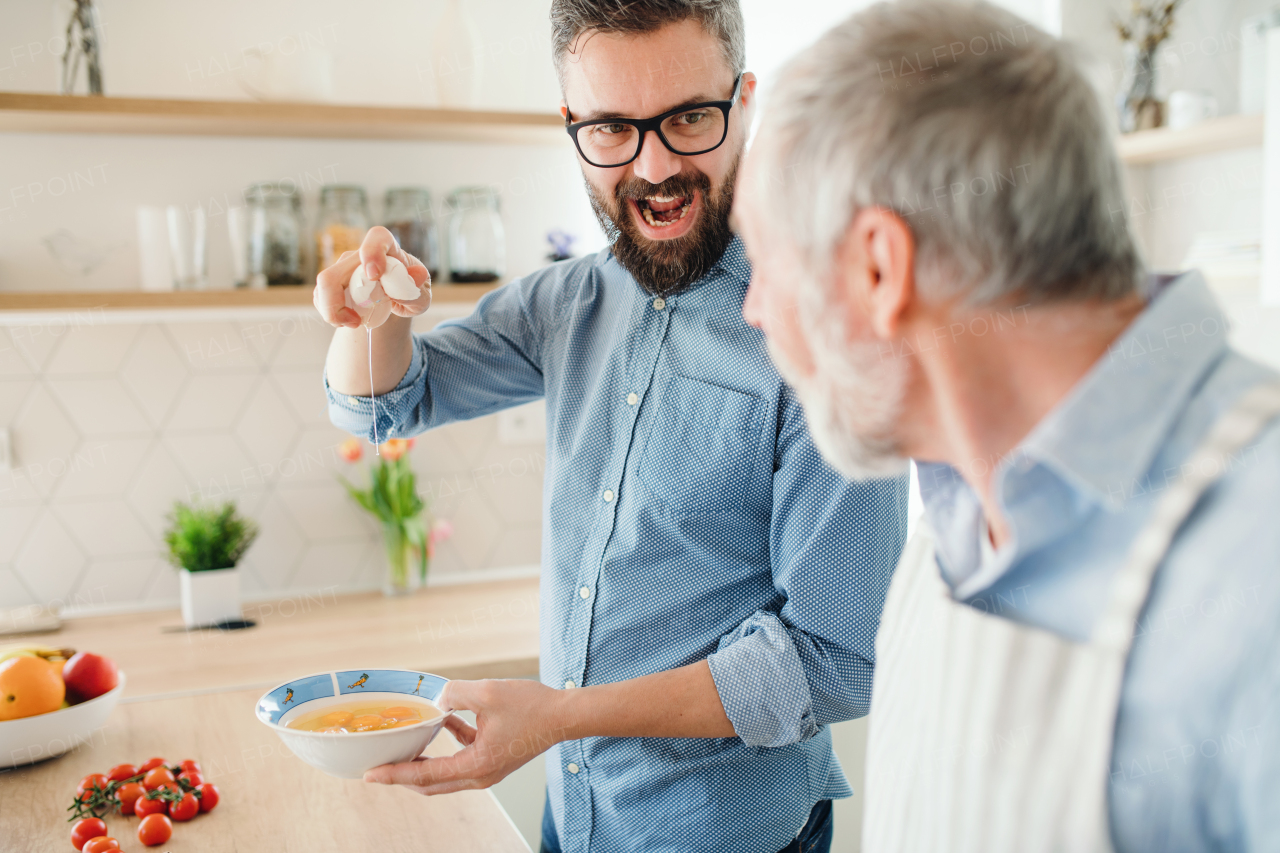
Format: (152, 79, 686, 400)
(314, 225, 432, 329)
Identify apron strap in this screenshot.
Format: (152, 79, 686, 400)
(1092, 381, 1280, 652)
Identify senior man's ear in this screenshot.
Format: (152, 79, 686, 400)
(836, 207, 916, 340)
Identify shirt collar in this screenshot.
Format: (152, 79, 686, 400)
(603, 233, 751, 297)
(1014, 270, 1230, 508)
(919, 270, 1231, 596)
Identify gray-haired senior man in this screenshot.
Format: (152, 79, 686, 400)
(738, 2, 1280, 852)
(314, 1, 908, 851)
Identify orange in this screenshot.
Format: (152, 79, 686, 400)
(0, 655, 66, 721)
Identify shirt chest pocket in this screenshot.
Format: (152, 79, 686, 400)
(637, 374, 768, 516)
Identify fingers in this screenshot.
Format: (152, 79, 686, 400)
(314, 250, 363, 328)
(437, 679, 484, 714)
(364, 750, 482, 789)
(443, 714, 478, 746)
(388, 252, 432, 318)
(358, 225, 404, 284)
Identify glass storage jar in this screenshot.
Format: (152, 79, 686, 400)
(382, 187, 440, 282)
(445, 186, 505, 282)
(315, 185, 371, 272)
(245, 181, 306, 287)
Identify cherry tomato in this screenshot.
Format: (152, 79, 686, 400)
(196, 782, 220, 813)
(106, 763, 138, 783)
(83, 838, 120, 853)
(137, 814, 172, 847)
(76, 774, 109, 797)
(137, 757, 166, 773)
(143, 766, 176, 791)
(179, 759, 201, 774)
(115, 781, 146, 816)
(70, 818, 107, 850)
(178, 769, 204, 788)
(168, 791, 199, 822)
(135, 794, 168, 819)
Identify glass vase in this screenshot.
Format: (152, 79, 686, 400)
(1117, 43, 1163, 133)
(382, 523, 414, 597)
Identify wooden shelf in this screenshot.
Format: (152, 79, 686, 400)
(0, 282, 502, 312)
(0, 92, 566, 144)
(1118, 113, 1264, 165)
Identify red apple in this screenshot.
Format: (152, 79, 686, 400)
(61, 652, 118, 703)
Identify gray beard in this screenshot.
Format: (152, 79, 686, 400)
(767, 308, 910, 482)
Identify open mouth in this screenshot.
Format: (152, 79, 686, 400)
(634, 194, 693, 228)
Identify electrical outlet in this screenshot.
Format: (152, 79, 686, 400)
(0, 427, 10, 472)
(498, 401, 547, 446)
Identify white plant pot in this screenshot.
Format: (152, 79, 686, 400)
(180, 567, 242, 628)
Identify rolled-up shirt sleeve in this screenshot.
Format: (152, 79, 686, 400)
(324, 274, 552, 441)
(707, 389, 909, 748)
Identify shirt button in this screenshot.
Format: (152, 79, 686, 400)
(652, 298, 666, 310)
(564, 679, 575, 689)
(602, 489, 614, 502)
(579, 586, 590, 599)
(347, 396, 360, 405)
(626, 392, 638, 406)
(567, 763, 580, 774)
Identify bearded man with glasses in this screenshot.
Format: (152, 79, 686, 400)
(315, 3, 907, 851)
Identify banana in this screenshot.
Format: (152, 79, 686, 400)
(0, 644, 75, 666)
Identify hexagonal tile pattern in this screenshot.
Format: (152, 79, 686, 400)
(6, 325, 61, 373)
(0, 567, 35, 609)
(53, 499, 156, 557)
(0, 335, 34, 377)
(127, 444, 191, 537)
(163, 433, 258, 500)
(76, 557, 164, 606)
(48, 377, 151, 436)
(274, 481, 375, 541)
(271, 370, 332, 427)
(44, 323, 140, 375)
(54, 437, 151, 500)
(166, 373, 256, 432)
(236, 495, 305, 589)
(0, 312, 546, 613)
(14, 510, 86, 605)
(119, 326, 190, 427)
(10, 384, 81, 498)
(163, 321, 259, 373)
(293, 539, 372, 591)
(234, 379, 302, 469)
(0, 505, 40, 562)
(269, 314, 337, 368)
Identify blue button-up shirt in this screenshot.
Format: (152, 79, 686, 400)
(917, 272, 1280, 852)
(327, 236, 909, 853)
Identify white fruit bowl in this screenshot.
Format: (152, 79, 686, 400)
(0, 673, 126, 769)
(256, 669, 451, 780)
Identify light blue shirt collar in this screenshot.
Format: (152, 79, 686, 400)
(918, 271, 1231, 597)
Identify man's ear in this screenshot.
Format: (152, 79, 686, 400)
(835, 207, 916, 340)
(738, 72, 758, 126)
(559, 100, 569, 121)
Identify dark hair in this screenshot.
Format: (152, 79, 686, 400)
(549, 0, 745, 88)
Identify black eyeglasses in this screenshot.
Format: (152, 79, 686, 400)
(565, 74, 744, 168)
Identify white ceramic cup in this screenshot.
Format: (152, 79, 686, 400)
(1167, 90, 1218, 130)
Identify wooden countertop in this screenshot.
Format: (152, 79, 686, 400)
(0, 687, 530, 852)
(0, 579, 541, 851)
(39, 578, 541, 701)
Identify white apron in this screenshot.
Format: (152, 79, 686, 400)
(862, 381, 1280, 853)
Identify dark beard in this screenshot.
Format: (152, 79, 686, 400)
(585, 152, 739, 297)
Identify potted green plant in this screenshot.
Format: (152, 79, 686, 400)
(164, 501, 259, 628)
(338, 438, 451, 596)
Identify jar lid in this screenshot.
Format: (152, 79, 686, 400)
(446, 186, 500, 210)
(244, 181, 301, 203)
(385, 186, 432, 202)
(319, 184, 369, 201)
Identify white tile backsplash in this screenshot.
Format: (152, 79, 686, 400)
(0, 307, 544, 613)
